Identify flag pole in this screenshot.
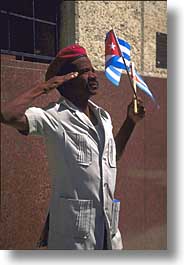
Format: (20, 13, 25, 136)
(112, 29, 138, 100)
(130, 62, 138, 113)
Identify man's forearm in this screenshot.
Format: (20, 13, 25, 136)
(0, 83, 48, 125)
(115, 117, 135, 161)
(0, 73, 78, 126)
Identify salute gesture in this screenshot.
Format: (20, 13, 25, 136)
(0, 71, 78, 131)
(42, 72, 78, 94)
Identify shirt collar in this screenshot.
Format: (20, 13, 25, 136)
(59, 98, 79, 112)
(58, 97, 108, 120)
(88, 100, 109, 120)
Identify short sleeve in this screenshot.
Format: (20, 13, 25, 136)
(25, 107, 58, 136)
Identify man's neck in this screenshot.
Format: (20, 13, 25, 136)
(66, 96, 98, 126)
(67, 96, 90, 116)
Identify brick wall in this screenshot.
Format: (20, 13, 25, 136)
(0, 56, 166, 249)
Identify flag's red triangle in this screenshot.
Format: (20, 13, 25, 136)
(105, 30, 121, 57)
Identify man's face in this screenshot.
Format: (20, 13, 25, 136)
(58, 57, 99, 100)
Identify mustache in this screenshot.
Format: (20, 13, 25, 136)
(87, 79, 99, 87)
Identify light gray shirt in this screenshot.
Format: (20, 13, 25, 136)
(25, 98, 123, 250)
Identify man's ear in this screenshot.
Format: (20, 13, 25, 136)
(45, 58, 62, 81)
(57, 85, 65, 95)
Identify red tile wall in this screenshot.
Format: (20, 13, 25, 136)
(0, 56, 167, 249)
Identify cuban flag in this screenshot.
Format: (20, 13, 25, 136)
(105, 29, 131, 86)
(130, 63, 156, 103)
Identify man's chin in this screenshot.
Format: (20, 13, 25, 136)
(89, 89, 98, 96)
(88, 85, 99, 95)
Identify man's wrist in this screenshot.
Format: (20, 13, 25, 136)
(125, 116, 136, 127)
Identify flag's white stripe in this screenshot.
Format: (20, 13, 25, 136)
(125, 59, 130, 67)
(117, 57, 130, 67)
(106, 66, 122, 80)
(116, 57, 124, 63)
(118, 38, 131, 50)
(136, 82, 154, 99)
(136, 72, 147, 86)
(105, 57, 130, 70)
(105, 71, 120, 86)
(106, 53, 130, 63)
(108, 65, 123, 79)
(106, 55, 130, 66)
(111, 65, 123, 74)
(105, 67, 121, 86)
(134, 70, 155, 101)
(119, 45, 130, 56)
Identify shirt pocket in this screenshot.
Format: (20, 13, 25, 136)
(111, 199, 120, 236)
(65, 131, 92, 166)
(108, 138, 117, 168)
(58, 197, 93, 240)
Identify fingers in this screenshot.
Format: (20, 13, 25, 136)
(137, 102, 146, 119)
(138, 105, 146, 117)
(137, 97, 143, 104)
(127, 97, 146, 123)
(129, 98, 146, 115)
(45, 72, 78, 91)
(63, 72, 78, 82)
(131, 97, 143, 105)
(54, 72, 79, 85)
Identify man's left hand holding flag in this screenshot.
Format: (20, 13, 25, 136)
(127, 98, 146, 124)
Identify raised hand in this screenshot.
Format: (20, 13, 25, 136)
(42, 72, 78, 94)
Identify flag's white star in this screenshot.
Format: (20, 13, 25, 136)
(109, 42, 116, 50)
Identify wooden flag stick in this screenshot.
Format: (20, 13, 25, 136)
(131, 62, 138, 114)
(133, 79, 138, 114)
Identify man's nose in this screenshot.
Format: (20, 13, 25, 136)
(88, 71, 97, 79)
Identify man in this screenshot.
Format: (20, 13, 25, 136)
(0, 44, 145, 250)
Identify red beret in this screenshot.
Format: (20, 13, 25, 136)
(56, 44, 87, 59)
(45, 44, 87, 81)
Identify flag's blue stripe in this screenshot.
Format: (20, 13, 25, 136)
(118, 38, 131, 50)
(121, 52, 130, 62)
(106, 57, 125, 70)
(106, 56, 130, 70)
(113, 60, 130, 71)
(105, 66, 121, 86)
(106, 56, 123, 69)
(105, 70, 120, 86)
(114, 61, 127, 70)
(106, 56, 119, 66)
(136, 81, 155, 101)
(109, 65, 122, 76)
